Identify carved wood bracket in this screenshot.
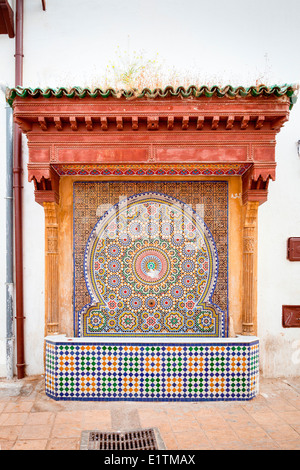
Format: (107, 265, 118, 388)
(242, 163, 276, 206)
(29, 164, 59, 205)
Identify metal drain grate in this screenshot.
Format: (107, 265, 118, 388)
(81, 428, 161, 450)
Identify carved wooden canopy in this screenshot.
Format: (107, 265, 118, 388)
(9, 85, 295, 206)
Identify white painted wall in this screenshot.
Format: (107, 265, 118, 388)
(258, 102, 300, 377)
(0, 0, 299, 377)
(0, 31, 15, 377)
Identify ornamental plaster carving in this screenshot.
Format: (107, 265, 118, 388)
(44, 202, 59, 335)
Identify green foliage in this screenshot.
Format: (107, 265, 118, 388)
(101, 48, 164, 91)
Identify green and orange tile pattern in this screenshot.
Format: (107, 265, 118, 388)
(45, 339, 259, 401)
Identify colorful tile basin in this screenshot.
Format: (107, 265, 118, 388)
(45, 335, 259, 402)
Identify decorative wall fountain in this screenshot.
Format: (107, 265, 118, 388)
(9, 85, 294, 400)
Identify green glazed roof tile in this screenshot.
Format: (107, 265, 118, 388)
(6, 84, 298, 109)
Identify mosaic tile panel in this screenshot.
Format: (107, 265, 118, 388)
(45, 338, 259, 401)
(73, 182, 228, 337)
(250, 342, 260, 397)
(45, 341, 56, 397)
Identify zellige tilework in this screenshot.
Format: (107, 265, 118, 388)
(73, 182, 228, 337)
(45, 338, 259, 401)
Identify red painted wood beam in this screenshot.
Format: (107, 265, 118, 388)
(12, 91, 292, 208)
(0, 0, 14, 37)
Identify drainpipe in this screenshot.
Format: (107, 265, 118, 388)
(13, 0, 25, 379)
(6, 101, 14, 380)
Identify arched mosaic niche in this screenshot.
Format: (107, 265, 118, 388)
(78, 191, 226, 337)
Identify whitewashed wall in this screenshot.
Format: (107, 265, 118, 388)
(0, 32, 15, 377)
(258, 103, 300, 378)
(0, 0, 299, 377)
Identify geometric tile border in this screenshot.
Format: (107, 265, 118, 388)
(45, 336, 259, 401)
(53, 163, 252, 177)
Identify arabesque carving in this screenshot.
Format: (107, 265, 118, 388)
(44, 202, 59, 335)
(242, 201, 259, 334)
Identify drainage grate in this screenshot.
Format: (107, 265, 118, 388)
(81, 428, 162, 450)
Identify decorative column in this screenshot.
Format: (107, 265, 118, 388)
(242, 201, 259, 335)
(44, 202, 59, 335)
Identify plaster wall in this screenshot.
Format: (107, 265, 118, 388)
(0, 0, 299, 377)
(257, 103, 300, 378)
(0, 34, 15, 377)
(6, 0, 15, 9)
(0, 91, 8, 377)
(22, 143, 45, 376)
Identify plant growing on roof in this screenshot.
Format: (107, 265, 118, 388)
(100, 47, 164, 92)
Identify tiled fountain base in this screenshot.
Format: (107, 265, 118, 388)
(45, 336, 259, 401)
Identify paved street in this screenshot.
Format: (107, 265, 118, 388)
(0, 374, 299, 450)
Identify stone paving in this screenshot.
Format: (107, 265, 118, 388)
(0, 374, 299, 450)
